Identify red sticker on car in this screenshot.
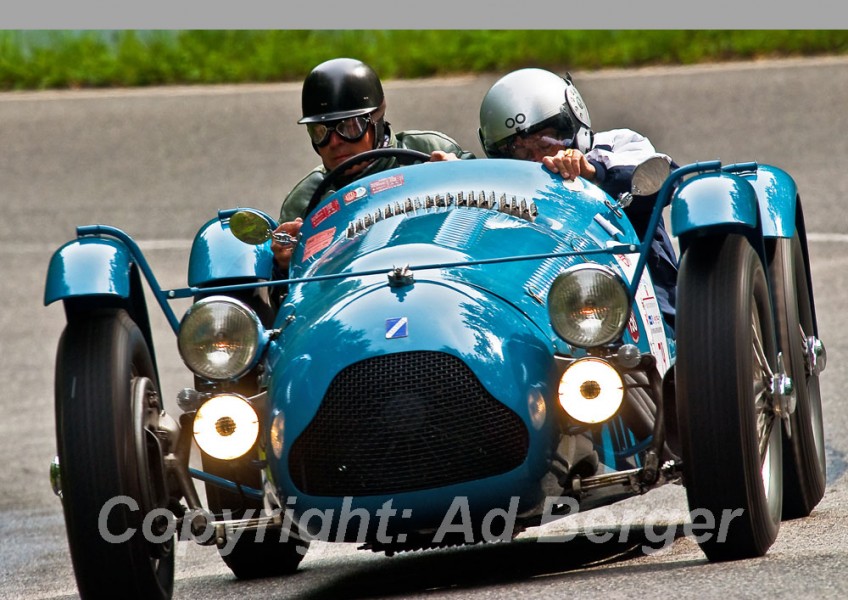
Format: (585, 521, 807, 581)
(310, 199, 340, 228)
(627, 310, 640, 343)
(343, 186, 368, 204)
(370, 174, 404, 194)
(302, 227, 336, 261)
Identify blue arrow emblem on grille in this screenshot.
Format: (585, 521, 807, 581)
(385, 317, 408, 339)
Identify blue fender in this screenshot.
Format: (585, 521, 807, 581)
(670, 172, 760, 239)
(44, 234, 162, 393)
(44, 237, 133, 305)
(188, 217, 275, 286)
(740, 165, 798, 238)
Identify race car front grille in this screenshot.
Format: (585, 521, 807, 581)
(289, 351, 529, 496)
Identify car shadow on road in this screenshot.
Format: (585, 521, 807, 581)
(290, 525, 704, 599)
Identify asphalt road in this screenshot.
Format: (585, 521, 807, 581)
(2, 55, 847, 599)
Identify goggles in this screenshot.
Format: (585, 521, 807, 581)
(306, 114, 372, 147)
(488, 111, 578, 159)
(499, 130, 574, 161)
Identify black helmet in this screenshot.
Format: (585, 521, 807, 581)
(299, 58, 385, 124)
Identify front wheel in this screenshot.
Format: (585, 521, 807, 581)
(56, 309, 175, 599)
(201, 449, 309, 579)
(676, 234, 782, 561)
(768, 233, 826, 518)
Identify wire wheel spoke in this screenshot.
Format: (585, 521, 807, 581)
(751, 304, 777, 469)
(758, 409, 776, 467)
(752, 322, 774, 380)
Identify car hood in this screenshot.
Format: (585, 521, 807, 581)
(285, 159, 639, 342)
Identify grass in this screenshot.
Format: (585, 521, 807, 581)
(2, 30, 847, 91)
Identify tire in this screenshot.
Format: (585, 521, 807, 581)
(201, 450, 308, 579)
(55, 309, 175, 599)
(676, 234, 782, 561)
(769, 233, 826, 518)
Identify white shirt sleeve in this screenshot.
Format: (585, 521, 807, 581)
(586, 129, 671, 170)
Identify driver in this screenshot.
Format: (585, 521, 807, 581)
(478, 67, 678, 328)
(272, 57, 475, 274)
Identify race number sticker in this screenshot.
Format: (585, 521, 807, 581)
(370, 174, 404, 194)
(310, 199, 340, 228)
(610, 247, 670, 375)
(302, 227, 336, 261)
(343, 186, 368, 205)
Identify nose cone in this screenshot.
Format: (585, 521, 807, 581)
(268, 277, 557, 497)
(264, 278, 561, 532)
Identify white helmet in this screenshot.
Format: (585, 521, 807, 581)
(478, 68, 593, 157)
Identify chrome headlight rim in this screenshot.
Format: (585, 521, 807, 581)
(177, 295, 266, 381)
(547, 263, 631, 349)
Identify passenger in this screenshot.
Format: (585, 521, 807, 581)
(477, 67, 678, 327)
(272, 57, 475, 275)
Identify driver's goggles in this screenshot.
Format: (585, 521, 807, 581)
(500, 130, 574, 161)
(306, 115, 372, 147)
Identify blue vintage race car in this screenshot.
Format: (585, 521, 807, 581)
(46, 149, 827, 599)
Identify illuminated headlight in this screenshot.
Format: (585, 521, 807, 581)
(548, 264, 630, 348)
(193, 394, 259, 460)
(558, 358, 624, 424)
(178, 296, 265, 381)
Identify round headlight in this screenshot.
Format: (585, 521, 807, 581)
(559, 358, 624, 424)
(193, 394, 259, 460)
(547, 264, 630, 348)
(178, 296, 264, 381)
(270, 411, 285, 459)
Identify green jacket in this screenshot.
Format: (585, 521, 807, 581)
(279, 127, 475, 223)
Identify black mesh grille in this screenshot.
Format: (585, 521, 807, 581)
(289, 351, 529, 496)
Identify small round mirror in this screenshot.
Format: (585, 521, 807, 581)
(631, 156, 671, 197)
(229, 210, 273, 245)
